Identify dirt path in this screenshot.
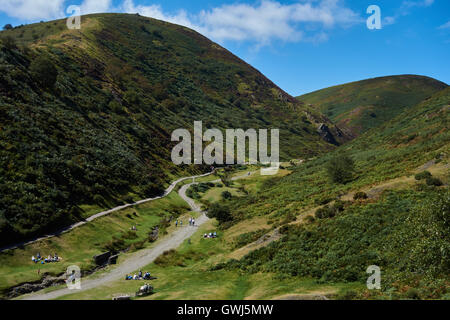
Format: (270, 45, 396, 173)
(1, 172, 214, 253)
(22, 171, 259, 300)
(22, 180, 208, 300)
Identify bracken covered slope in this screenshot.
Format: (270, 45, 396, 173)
(297, 75, 448, 137)
(0, 13, 342, 246)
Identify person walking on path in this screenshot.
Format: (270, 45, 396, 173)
(175, 220, 178, 228)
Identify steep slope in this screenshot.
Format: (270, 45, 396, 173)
(297, 75, 448, 137)
(214, 87, 449, 299)
(0, 13, 341, 246)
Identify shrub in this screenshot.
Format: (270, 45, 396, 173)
(207, 203, 232, 223)
(354, 192, 368, 200)
(426, 177, 443, 187)
(221, 191, 232, 200)
(326, 154, 355, 184)
(3, 24, 13, 30)
(406, 288, 421, 300)
(315, 206, 335, 219)
(415, 171, 432, 181)
(29, 55, 58, 88)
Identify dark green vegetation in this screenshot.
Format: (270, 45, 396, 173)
(210, 87, 450, 299)
(298, 75, 448, 137)
(0, 14, 342, 246)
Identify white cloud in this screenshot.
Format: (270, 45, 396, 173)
(0, 0, 362, 45)
(0, 0, 66, 21)
(438, 21, 450, 30)
(80, 0, 112, 15)
(123, 0, 362, 45)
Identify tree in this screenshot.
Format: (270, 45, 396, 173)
(207, 203, 232, 224)
(29, 55, 58, 88)
(326, 154, 355, 184)
(3, 24, 13, 30)
(221, 191, 232, 200)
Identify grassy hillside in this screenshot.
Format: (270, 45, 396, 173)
(297, 75, 448, 137)
(0, 13, 343, 246)
(208, 87, 450, 299)
(58, 88, 449, 300)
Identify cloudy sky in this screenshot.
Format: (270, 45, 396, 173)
(0, 0, 449, 95)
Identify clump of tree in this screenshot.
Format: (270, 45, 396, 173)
(415, 171, 443, 187)
(354, 191, 368, 200)
(315, 200, 346, 219)
(415, 171, 432, 181)
(29, 54, 58, 88)
(326, 154, 355, 184)
(221, 191, 232, 200)
(3, 24, 13, 30)
(207, 203, 232, 224)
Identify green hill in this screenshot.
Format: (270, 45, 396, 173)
(0, 13, 344, 246)
(297, 75, 448, 137)
(212, 87, 450, 299)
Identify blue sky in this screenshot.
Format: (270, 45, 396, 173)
(1, 0, 449, 95)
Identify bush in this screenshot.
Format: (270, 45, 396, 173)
(326, 154, 355, 184)
(3, 24, 13, 30)
(406, 288, 421, 300)
(29, 55, 58, 88)
(354, 192, 368, 200)
(426, 177, 443, 187)
(221, 191, 232, 200)
(207, 203, 232, 223)
(415, 171, 432, 181)
(315, 206, 335, 219)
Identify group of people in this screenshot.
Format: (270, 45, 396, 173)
(125, 270, 151, 280)
(175, 217, 196, 228)
(203, 232, 218, 239)
(32, 252, 60, 264)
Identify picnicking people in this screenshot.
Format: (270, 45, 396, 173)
(32, 253, 60, 264)
(203, 232, 218, 239)
(125, 271, 151, 280)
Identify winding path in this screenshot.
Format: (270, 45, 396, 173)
(1, 171, 214, 253)
(22, 179, 209, 300)
(21, 170, 258, 300)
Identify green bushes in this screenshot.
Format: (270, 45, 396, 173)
(223, 190, 449, 298)
(29, 55, 58, 88)
(354, 192, 368, 200)
(221, 191, 232, 200)
(415, 171, 432, 180)
(326, 154, 355, 184)
(415, 171, 443, 186)
(207, 203, 232, 224)
(315, 200, 346, 219)
(426, 177, 443, 187)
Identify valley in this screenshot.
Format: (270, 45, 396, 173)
(0, 13, 448, 301)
